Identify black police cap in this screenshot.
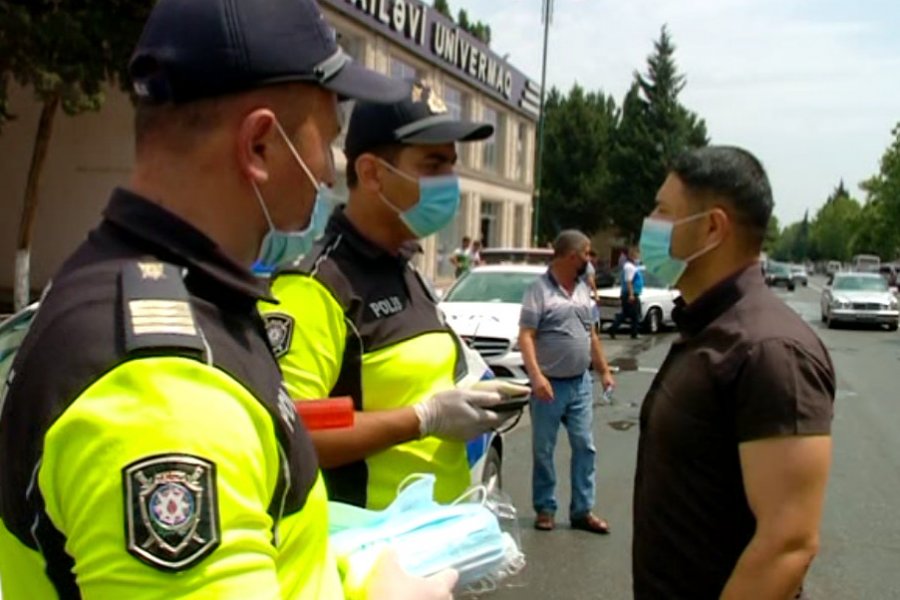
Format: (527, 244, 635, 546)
(344, 79, 494, 158)
(129, 0, 409, 105)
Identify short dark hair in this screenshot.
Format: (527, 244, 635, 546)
(345, 144, 404, 188)
(670, 146, 773, 247)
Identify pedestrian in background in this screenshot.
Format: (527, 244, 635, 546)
(608, 246, 643, 339)
(518, 230, 616, 534)
(470, 239, 484, 267)
(451, 235, 472, 277)
(632, 146, 834, 599)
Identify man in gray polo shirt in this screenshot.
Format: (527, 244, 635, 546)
(518, 230, 617, 533)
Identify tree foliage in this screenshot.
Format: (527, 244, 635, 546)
(433, 0, 452, 19)
(538, 85, 618, 239)
(537, 26, 708, 242)
(0, 0, 150, 129)
(1, 0, 152, 309)
(606, 26, 709, 241)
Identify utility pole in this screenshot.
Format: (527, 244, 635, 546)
(532, 0, 553, 246)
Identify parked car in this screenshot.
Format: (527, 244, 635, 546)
(790, 265, 809, 287)
(439, 265, 545, 381)
(765, 262, 795, 291)
(478, 247, 553, 266)
(878, 263, 898, 288)
(820, 272, 899, 330)
(595, 268, 680, 334)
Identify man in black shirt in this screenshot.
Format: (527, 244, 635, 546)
(632, 146, 835, 599)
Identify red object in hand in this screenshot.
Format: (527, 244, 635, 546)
(293, 397, 355, 431)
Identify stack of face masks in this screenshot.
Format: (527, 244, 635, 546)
(329, 474, 525, 596)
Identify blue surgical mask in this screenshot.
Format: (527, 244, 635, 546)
(252, 120, 337, 273)
(639, 212, 718, 287)
(378, 160, 461, 239)
(329, 475, 524, 592)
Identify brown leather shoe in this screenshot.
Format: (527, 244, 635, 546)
(534, 512, 555, 531)
(570, 513, 610, 534)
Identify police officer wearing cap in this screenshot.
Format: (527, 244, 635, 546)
(259, 81, 507, 510)
(0, 1, 458, 598)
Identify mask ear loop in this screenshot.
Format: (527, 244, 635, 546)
(250, 181, 277, 231)
(451, 484, 488, 507)
(273, 119, 322, 191)
(396, 473, 431, 495)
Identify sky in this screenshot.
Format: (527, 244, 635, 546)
(454, 0, 900, 226)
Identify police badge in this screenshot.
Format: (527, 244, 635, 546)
(123, 454, 219, 571)
(264, 313, 295, 358)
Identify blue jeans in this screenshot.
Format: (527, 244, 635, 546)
(530, 371, 596, 519)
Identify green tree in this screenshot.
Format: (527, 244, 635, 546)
(607, 26, 709, 241)
(772, 221, 800, 262)
(859, 123, 900, 259)
(0, 1, 151, 310)
(763, 214, 781, 254)
(433, 0, 453, 19)
(538, 85, 619, 240)
(457, 8, 469, 29)
(809, 189, 862, 263)
(851, 200, 898, 260)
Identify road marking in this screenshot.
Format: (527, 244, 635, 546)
(810, 283, 825, 294)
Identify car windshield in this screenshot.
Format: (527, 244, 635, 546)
(791, 266, 805, 273)
(444, 271, 542, 303)
(0, 309, 37, 383)
(770, 264, 789, 275)
(833, 276, 889, 292)
(479, 250, 552, 266)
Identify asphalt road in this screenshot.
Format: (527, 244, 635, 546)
(485, 276, 900, 600)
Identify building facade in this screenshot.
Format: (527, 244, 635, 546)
(0, 1, 539, 306)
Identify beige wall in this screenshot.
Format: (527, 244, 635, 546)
(0, 84, 134, 304)
(0, 8, 535, 301)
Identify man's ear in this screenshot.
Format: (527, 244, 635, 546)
(355, 153, 384, 194)
(707, 206, 732, 247)
(236, 109, 278, 186)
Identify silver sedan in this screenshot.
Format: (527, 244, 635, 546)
(820, 272, 899, 331)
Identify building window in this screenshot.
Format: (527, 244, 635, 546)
(481, 106, 499, 173)
(390, 56, 418, 81)
(514, 122, 529, 182)
(480, 200, 502, 248)
(444, 85, 466, 121)
(513, 204, 527, 247)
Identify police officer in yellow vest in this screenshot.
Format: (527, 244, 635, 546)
(0, 1, 457, 598)
(259, 81, 507, 510)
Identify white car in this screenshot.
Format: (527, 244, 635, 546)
(439, 265, 545, 382)
(596, 267, 680, 334)
(820, 272, 899, 330)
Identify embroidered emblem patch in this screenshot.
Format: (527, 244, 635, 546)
(123, 455, 219, 572)
(264, 313, 294, 358)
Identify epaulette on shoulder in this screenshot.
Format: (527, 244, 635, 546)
(119, 260, 205, 356)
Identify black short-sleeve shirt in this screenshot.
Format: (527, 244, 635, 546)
(632, 265, 835, 599)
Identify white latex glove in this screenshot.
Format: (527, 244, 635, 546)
(470, 380, 532, 398)
(366, 548, 458, 600)
(413, 389, 505, 441)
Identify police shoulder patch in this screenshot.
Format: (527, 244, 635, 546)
(263, 313, 294, 358)
(123, 454, 220, 572)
